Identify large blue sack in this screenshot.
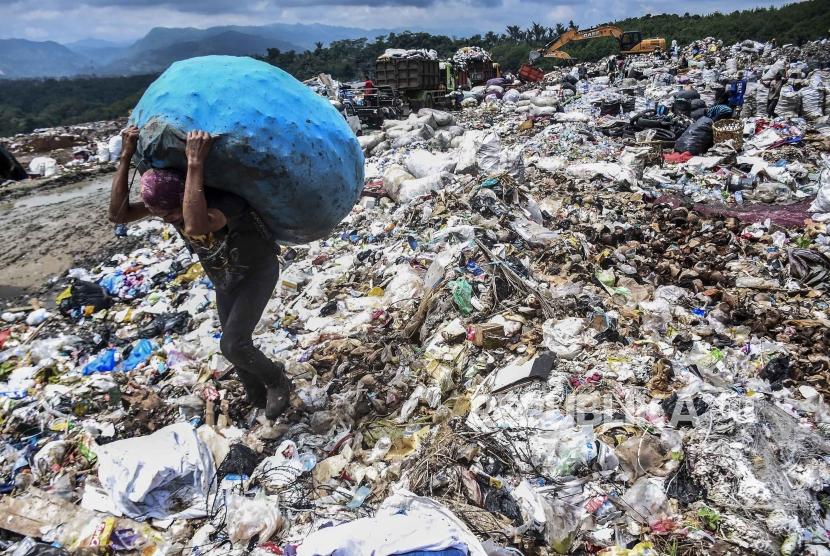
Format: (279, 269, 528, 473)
(129, 55, 364, 245)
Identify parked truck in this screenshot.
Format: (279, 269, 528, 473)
(374, 58, 452, 111)
(374, 53, 500, 112)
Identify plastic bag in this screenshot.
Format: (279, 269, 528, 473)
(250, 440, 315, 492)
(754, 85, 768, 117)
(810, 156, 830, 213)
(418, 108, 455, 127)
(82, 348, 118, 375)
(674, 117, 713, 155)
(58, 280, 112, 316)
(621, 477, 672, 523)
(531, 95, 558, 107)
(358, 134, 384, 153)
(25, 308, 49, 326)
(122, 339, 155, 371)
(449, 279, 474, 316)
(138, 311, 190, 338)
(762, 59, 786, 81)
(130, 56, 364, 245)
(542, 317, 586, 359)
(530, 106, 557, 117)
(553, 112, 589, 123)
(87, 422, 214, 520)
(226, 493, 282, 545)
(107, 135, 122, 160)
(476, 133, 501, 175)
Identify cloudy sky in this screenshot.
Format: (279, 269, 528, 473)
(1, 0, 797, 44)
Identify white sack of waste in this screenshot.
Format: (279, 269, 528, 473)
(405, 149, 457, 178)
(297, 490, 487, 556)
(28, 157, 58, 177)
(383, 165, 415, 200)
(84, 422, 215, 520)
(810, 156, 830, 214)
(358, 133, 385, 153)
(395, 172, 452, 203)
(418, 108, 455, 127)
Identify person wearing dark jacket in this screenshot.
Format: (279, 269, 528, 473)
(108, 126, 291, 420)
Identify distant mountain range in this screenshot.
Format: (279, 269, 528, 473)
(0, 39, 95, 78)
(0, 22, 401, 79)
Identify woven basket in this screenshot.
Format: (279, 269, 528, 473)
(713, 119, 744, 149)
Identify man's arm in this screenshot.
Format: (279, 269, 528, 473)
(108, 126, 151, 223)
(182, 130, 227, 236)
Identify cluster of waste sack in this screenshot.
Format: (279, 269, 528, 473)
(2, 36, 830, 556)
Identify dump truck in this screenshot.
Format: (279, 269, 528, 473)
(374, 57, 454, 111)
(374, 52, 502, 111)
(530, 25, 666, 62)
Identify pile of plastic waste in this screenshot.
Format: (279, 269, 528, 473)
(2, 36, 830, 556)
(453, 46, 494, 65)
(379, 48, 439, 60)
(0, 119, 126, 183)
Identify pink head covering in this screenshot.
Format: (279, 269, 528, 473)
(140, 168, 185, 211)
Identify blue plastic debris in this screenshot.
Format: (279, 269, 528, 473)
(122, 339, 155, 371)
(129, 55, 365, 245)
(82, 348, 118, 375)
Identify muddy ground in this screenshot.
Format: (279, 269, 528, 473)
(0, 172, 143, 304)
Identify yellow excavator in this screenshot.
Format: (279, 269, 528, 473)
(530, 25, 666, 62)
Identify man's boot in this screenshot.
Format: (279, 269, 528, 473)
(236, 369, 267, 409)
(265, 361, 292, 420)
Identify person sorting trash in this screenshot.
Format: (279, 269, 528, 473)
(762, 72, 785, 117)
(728, 71, 748, 116)
(109, 126, 291, 419)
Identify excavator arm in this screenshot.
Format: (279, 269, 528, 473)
(531, 25, 624, 61)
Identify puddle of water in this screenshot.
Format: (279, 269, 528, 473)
(12, 176, 111, 210)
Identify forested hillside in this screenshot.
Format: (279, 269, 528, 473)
(0, 75, 156, 137)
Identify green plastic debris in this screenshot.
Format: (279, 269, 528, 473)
(449, 279, 474, 316)
(697, 506, 721, 530)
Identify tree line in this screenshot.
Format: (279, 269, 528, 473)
(1, 0, 827, 137)
(260, 0, 829, 80)
(0, 74, 156, 138)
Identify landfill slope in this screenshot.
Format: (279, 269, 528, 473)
(1, 36, 830, 556)
(0, 174, 134, 299)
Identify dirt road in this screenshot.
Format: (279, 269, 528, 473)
(0, 173, 127, 301)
